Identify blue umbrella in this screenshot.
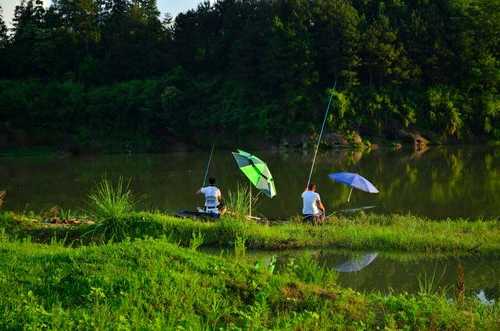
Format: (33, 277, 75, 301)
(329, 172, 379, 202)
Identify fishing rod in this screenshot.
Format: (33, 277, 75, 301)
(326, 205, 376, 218)
(306, 81, 337, 188)
(202, 142, 216, 187)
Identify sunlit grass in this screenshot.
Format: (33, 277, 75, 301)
(1, 209, 500, 254)
(85, 177, 135, 241)
(0, 239, 498, 330)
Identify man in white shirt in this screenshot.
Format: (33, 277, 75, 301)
(301, 183, 326, 224)
(197, 177, 223, 217)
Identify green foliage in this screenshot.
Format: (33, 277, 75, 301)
(0, 238, 498, 330)
(226, 184, 259, 218)
(287, 253, 337, 285)
(58, 208, 75, 221)
(3, 210, 500, 255)
(234, 235, 247, 258)
(417, 267, 449, 296)
(427, 87, 465, 138)
(0, 0, 498, 149)
(189, 231, 204, 251)
(86, 177, 135, 240)
(1, 209, 500, 328)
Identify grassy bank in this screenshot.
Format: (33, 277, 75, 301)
(2, 211, 499, 255)
(1, 238, 498, 330)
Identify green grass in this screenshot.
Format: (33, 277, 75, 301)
(85, 177, 136, 241)
(226, 184, 260, 218)
(1, 209, 499, 329)
(0, 238, 498, 330)
(2, 211, 500, 254)
(118, 212, 500, 254)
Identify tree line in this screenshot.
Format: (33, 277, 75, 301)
(0, 0, 498, 150)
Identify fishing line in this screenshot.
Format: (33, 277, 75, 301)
(306, 81, 337, 188)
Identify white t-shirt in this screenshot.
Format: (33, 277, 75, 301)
(200, 186, 221, 208)
(302, 191, 321, 215)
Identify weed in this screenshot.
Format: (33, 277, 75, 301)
(254, 255, 277, 274)
(58, 208, 75, 221)
(287, 253, 337, 285)
(227, 184, 259, 218)
(234, 235, 247, 258)
(190, 231, 204, 251)
(85, 177, 135, 241)
(417, 266, 448, 296)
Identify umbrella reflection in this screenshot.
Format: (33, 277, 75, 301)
(335, 252, 379, 272)
(476, 290, 495, 305)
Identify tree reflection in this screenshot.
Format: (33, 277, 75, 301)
(0, 146, 498, 218)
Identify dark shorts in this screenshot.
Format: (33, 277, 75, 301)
(303, 212, 325, 224)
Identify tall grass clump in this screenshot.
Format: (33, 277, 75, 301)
(227, 184, 258, 219)
(417, 267, 448, 296)
(86, 177, 135, 240)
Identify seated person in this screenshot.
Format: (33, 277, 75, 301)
(301, 183, 326, 224)
(197, 177, 223, 217)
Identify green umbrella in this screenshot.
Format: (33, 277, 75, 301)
(232, 149, 276, 198)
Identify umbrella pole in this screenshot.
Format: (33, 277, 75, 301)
(249, 183, 252, 217)
(347, 187, 353, 203)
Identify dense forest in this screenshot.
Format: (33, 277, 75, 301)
(0, 0, 498, 151)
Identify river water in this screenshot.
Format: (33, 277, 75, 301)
(0, 146, 498, 218)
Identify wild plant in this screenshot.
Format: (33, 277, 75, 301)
(287, 253, 337, 285)
(190, 231, 204, 251)
(85, 177, 135, 241)
(417, 267, 448, 296)
(234, 235, 246, 258)
(254, 255, 277, 274)
(226, 184, 259, 218)
(58, 208, 75, 221)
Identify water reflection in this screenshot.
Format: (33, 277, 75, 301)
(0, 146, 498, 218)
(335, 252, 378, 272)
(477, 290, 495, 305)
(242, 249, 500, 301)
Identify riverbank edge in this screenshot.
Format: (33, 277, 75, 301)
(1, 238, 498, 330)
(2, 211, 499, 255)
(2, 131, 498, 156)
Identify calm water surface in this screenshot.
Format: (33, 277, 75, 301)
(236, 249, 500, 302)
(0, 146, 498, 218)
